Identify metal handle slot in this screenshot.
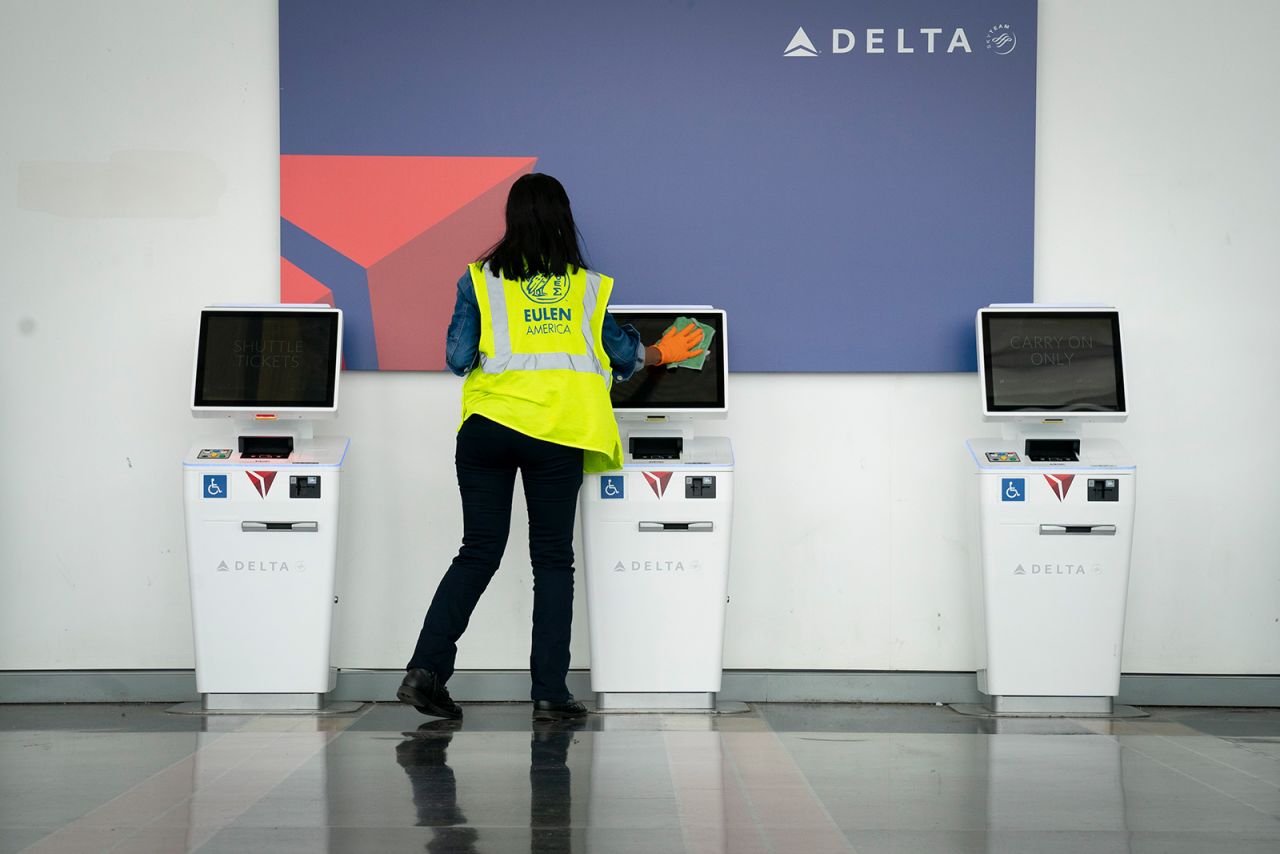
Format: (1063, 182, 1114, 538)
(638, 521, 714, 533)
(241, 521, 318, 533)
(1039, 524, 1116, 536)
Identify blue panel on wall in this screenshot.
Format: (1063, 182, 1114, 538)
(280, 0, 1036, 372)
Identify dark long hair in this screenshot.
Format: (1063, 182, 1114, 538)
(480, 173, 587, 280)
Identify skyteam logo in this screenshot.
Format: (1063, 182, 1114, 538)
(986, 24, 1017, 55)
(784, 27, 820, 57)
(521, 274, 569, 304)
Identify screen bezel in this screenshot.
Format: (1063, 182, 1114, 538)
(608, 308, 728, 413)
(980, 308, 1126, 416)
(192, 307, 341, 411)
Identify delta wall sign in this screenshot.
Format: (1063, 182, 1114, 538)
(280, 0, 1037, 372)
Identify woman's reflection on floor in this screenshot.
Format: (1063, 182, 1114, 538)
(395, 719, 478, 853)
(530, 719, 583, 853)
(396, 716, 584, 853)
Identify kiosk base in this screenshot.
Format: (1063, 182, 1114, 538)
(206, 692, 327, 712)
(985, 695, 1112, 715)
(167, 695, 364, 716)
(597, 692, 715, 711)
(950, 697, 1149, 719)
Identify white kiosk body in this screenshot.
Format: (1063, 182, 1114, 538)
(581, 307, 733, 710)
(182, 305, 348, 711)
(968, 305, 1137, 715)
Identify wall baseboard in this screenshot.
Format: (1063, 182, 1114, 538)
(1, 670, 1276, 707)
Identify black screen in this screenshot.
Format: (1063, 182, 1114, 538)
(982, 311, 1125, 412)
(194, 311, 339, 408)
(610, 311, 726, 409)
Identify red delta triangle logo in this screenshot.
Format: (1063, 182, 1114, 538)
(246, 470, 278, 498)
(643, 471, 673, 498)
(1043, 473, 1075, 502)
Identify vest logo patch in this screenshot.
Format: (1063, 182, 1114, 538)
(521, 274, 569, 305)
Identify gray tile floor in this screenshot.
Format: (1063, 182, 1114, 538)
(1, 703, 1277, 853)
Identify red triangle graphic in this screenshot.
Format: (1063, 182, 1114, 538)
(1043, 473, 1075, 501)
(643, 471, 673, 498)
(246, 470, 278, 498)
(281, 155, 537, 267)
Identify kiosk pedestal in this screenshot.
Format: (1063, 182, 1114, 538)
(582, 437, 733, 710)
(183, 434, 348, 711)
(964, 304, 1137, 716)
(580, 305, 733, 712)
(968, 437, 1136, 714)
(181, 304, 347, 713)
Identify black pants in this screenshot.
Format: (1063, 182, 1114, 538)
(408, 416, 584, 701)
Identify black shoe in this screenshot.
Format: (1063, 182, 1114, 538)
(398, 668, 463, 719)
(532, 698, 589, 721)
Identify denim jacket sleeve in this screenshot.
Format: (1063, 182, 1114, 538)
(602, 312, 645, 382)
(444, 272, 480, 377)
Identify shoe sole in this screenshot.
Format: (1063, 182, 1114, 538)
(532, 708, 589, 721)
(397, 685, 463, 720)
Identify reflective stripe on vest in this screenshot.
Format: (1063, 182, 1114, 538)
(479, 265, 608, 383)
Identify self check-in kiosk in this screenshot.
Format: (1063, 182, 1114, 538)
(966, 305, 1137, 715)
(581, 307, 733, 711)
(182, 305, 349, 712)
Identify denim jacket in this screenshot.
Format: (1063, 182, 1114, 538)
(444, 272, 645, 380)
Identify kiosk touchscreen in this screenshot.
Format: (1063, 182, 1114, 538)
(581, 307, 734, 711)
(192, 308, 340, 415)
(965, 305, 1137, 716)
(182, 305, 350, 712)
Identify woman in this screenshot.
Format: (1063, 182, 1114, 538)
(398, 173, 704, 721)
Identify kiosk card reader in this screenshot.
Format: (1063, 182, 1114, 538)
(581, 307, 733, 711)
(182, 305, 349, 712)
(966, 305, 1137, 715)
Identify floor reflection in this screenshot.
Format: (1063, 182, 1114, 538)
(530, 721, 583, 854)
(3, 703, 1278, 854)
(396, 720, 478, 853)
(396, 717, 585, 854)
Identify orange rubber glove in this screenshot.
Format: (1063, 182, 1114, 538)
(654, 322, 705, 365)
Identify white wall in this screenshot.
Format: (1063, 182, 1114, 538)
(2, 0, 1277, 675)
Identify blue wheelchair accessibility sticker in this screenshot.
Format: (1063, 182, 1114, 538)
(1001, 478, 1025, 502)
(600, 475, 625, 500)
(203, 474, 228, 499)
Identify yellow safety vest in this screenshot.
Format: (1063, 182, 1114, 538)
(460, 262, 623, 473)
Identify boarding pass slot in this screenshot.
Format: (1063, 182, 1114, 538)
(1039, 524, 1116, 536)
(241, 521, 318, 533)
(638, 521, 714, 533)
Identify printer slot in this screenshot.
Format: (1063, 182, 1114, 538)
(1024, 438, 1080, 462)
(239, 435, 294, 459)
(630, 436, 683, 460)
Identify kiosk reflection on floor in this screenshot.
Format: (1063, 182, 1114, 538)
(581, 307, 734, 711)
(181, 305, 350, 713)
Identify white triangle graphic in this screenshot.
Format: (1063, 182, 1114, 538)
(1014, 564, 1026, 575)
(784, 27, 819, 58)
(217, 560, 229, 572)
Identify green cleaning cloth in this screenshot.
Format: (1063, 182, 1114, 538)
(662, 315, 716, 371)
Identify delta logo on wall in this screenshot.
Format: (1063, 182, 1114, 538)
(280, 0, 1036, 373)
(784, 24, 1015, 57)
